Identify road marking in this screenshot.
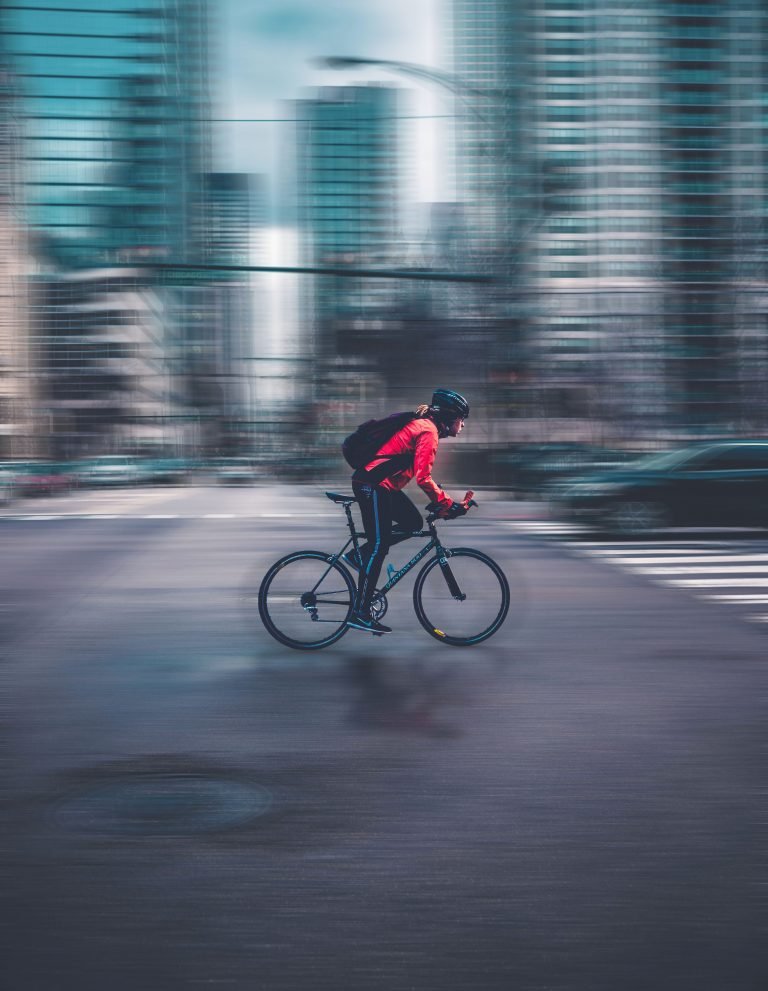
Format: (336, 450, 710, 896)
(0, 512, 337, 521)
(629, 564, 768, 575)
(576, 547, 731, 558)
(703, 595, 768, 603)
(593, 554, 768, 565)
(658, 577, 768, 588)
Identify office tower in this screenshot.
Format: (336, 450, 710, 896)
(296, 85, 401, 400)
(36, 269, 180, 457)
(0, 0, 216, 454)
(0, 66, 36, 456)
(204, 172, 262, 451)
(0, 0, 211, 267)
(451, 0, 768, 436)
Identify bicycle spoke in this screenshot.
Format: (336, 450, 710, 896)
(414, 549, 509, 646)
(259, 552, 355, 650)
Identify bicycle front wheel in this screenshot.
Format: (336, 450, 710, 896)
(413, 548, 510, 646)
(258, 551, 355, 650)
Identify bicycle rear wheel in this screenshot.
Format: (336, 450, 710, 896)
(413, 548, 509, 646)
(258, 551, 355, 650)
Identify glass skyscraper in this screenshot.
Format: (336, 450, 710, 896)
(452, 0, 768, 436)
(0, 65, 36, 456)
(296, 85, 401, 400)
(0, 0, 217, 456)
(0, 0, 210, 268)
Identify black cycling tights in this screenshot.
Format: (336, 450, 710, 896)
(351, 480, 423, 616)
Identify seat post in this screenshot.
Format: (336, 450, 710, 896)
(344, 501, 355, 534)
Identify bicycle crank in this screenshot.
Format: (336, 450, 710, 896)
(369, 592, 388, 622)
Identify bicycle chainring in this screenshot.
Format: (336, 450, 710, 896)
(369, 592, 388, 621)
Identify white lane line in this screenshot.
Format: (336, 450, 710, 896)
(565, 546, 720, 556)
(629, 565, 768, 575)
(747, 615, 768, 623)
(703, 595, 768, 603)
(259, 512, 337, 518)
(659, 578, 768, 588)
(203, 513, 236, 519)
(593, 554, 768, 565)
(575, 547, 729, 557)
(143, 514, 180, 519)
(511, 521, 583, 530)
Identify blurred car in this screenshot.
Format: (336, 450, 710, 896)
(74, 455, 144, 488)
(7, 460, 77, 497)
(0, 464, 17, 505)
(552, 440, 768, 533)
(494, 443, 640, 495)
(138, 457, 196, 486)
(213, 457, 258, 485)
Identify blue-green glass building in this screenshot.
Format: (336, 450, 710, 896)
(0, 0, 218, 456)
(0, 0, 210, 269)
(296, 85, 402, 399)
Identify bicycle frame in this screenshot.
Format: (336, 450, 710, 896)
(327, 498, 465, 601)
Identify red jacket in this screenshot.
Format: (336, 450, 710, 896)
(363, 417, 452, 507)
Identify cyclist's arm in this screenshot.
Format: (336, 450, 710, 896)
(413, 430, 452, 507)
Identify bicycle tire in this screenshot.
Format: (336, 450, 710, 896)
(413, 547, 510, 646)
(258, 551, 355, 650)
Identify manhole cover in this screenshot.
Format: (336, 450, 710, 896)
(53, 776, 272, 835)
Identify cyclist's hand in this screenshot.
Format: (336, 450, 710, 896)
(439, 501, 466, 520)
(426, 494, 477, 522)
(445, 491, 477, 517)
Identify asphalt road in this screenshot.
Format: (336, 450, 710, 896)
(3, 485, 766, 990)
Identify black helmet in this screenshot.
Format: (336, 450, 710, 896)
(430, 388, 470, 421)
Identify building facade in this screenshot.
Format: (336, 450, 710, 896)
(35, 269, 182, 457)
(0, 0, 211, 268)
(203, 172, 262, 452)
(451, 0, 768, 440)
(296, 85, 402, 403)
(0, 0, 218, 455)
(0, 66, 37, 457)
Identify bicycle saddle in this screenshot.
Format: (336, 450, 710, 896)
(325, 491, 356, 504)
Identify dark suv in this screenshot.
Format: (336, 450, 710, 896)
(554, 440, 768, 533)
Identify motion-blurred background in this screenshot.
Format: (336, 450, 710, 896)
(1, 0, 767, 491)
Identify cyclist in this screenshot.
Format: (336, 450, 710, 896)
(345, 388, 473, 634)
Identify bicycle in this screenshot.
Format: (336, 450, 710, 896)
(258, 490, 510, 650)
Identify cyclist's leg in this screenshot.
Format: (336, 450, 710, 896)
(388, 490, 423, 549)
(352, 480, 392, 616)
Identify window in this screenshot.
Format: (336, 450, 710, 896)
(685, 447, 768, 470)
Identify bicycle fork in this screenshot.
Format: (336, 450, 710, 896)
(437, 551, 467, 602)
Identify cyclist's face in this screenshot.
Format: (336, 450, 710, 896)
(447, 416, 465, 437)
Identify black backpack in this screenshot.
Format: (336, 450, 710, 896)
(342, 411, 417, 479)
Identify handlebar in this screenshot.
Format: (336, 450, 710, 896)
(425, 490, 477, 524)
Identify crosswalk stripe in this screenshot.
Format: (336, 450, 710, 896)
(581, 553, 763, 564)
(703, 595, 768, 603)
(629, 565, 768, 575)
(508, 519, 768, 625)
(658, 578, 768, 588)
(578, 547, 724, 554)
